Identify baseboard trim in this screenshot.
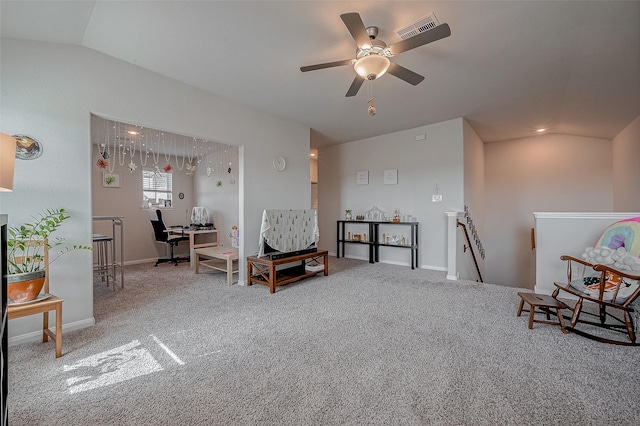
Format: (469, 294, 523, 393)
(124, 258, 157, 266)
(420, 264, 447, 272)
(337, 256, 446, 272)
(8, 317, 95, 347)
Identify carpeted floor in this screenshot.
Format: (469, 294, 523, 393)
(7, 257, 640, 425)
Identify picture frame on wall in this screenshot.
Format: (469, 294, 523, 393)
(356, 170, 369, 185)
(383, 169, 398, 185)
(164, 199, 172, 208)
(102, 172, 121, 188)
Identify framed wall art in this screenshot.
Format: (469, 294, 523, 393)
(356, 170, 369, 185)
(383, 169, 398, 185)
(102, 172, 121, 188)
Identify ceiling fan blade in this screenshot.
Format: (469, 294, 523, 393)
(389, 23, 451, 55)
(346, 75, 365, 97)
(340, 12, 371, 48)
(300, 59, 353, 72)
(387, 62, 425, 86)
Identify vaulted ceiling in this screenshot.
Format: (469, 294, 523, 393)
(2, 1, 639, 147)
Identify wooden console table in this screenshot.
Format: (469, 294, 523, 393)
(336, 220, 419, 269)
(246, 250, 329, 294)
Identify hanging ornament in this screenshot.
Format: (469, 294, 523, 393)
(97, 158, 108, 169)
(206, 166, 213, 177)
(102, 150, 109, 160)
(186, 162, 196, 175)
(154, 164, 161, 177)
(367, 79, 376, 116)
(216, 180, 222, 187)
(175, 136, 187, 171)
(128, 160, 137, 173)
(163, 164, 173, 172)
(367, 98, 376, 116)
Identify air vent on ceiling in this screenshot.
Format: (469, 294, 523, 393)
(396, 12, 440, 40)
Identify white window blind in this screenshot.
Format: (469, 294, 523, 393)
(143, 169, 172, 204)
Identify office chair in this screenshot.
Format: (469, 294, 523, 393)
(150, 209, 190, 266)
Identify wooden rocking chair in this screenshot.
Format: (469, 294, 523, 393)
(552, 255, 640, 346)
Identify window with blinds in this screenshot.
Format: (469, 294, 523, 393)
(143, 169, 172, 205)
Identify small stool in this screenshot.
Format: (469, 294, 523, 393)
(517, 292, 568, 333)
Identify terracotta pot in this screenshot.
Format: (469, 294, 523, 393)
(7, 270, 46, 303)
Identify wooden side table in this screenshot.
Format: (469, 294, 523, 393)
(8, 296, 64, 357)
(517, 292, 568, 333)
(194, 247, 238, 286)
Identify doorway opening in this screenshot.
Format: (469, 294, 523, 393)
(89, 114, 240, 276)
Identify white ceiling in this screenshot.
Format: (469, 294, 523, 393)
(2, 1, 639, 147)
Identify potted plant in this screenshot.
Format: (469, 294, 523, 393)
(7, 208, 91, 303)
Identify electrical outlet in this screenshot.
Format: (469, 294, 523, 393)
(432, 194, 443, 202)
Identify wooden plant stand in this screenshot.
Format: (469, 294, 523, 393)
(246, 250, 329, 294)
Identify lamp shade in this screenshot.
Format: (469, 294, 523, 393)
(0, 132, 17, 192)
(354, 54, 390, 80)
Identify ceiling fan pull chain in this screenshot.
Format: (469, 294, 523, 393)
(367, 80, 376, 116)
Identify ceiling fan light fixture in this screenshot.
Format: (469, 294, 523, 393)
(354, 54, 390, 80)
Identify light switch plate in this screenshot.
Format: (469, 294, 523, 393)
(432, 194, 443, 202)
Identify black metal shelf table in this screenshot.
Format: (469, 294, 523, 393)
(336, 220, 419, 269)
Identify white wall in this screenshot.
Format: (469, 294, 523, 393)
(0, 39, 310, 342)
(534, 212, 640, 295)
(460, 119, 486, 281)
(612, 114, 640, 212)
(194, 146, 240, 248)
(91, 148, 195, 263)
(318, 118, 464, 270)
(484, 134, 613, 288)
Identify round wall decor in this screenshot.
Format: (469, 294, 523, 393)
(272, 155, 286, 171)
(13, 135, 43, 160)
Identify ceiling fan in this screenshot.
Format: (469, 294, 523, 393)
(300, 12, 451, 97)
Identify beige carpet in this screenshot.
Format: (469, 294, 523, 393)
(7, 257, 640, 425)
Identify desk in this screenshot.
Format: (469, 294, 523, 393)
(194, 247, 238, 286)
(169, 228, 219, 267)
(93, 216, 124, 288)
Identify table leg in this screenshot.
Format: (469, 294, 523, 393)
(227, 257, 232, 286)
(269, 263, 276, 294)
(528, 304, 535, 329)
(55, 304, 62, 358)
(247, 260, 253, 286)
(189, 233, 196, 267)
(517, 298, 525, 316)
(195, 252, 200, 274)
(323, 253, 329, 276)
(556, 308, 567, 333)
(42, 311, 49, 343)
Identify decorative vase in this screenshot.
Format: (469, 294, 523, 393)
(7, 270, 46, 303)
